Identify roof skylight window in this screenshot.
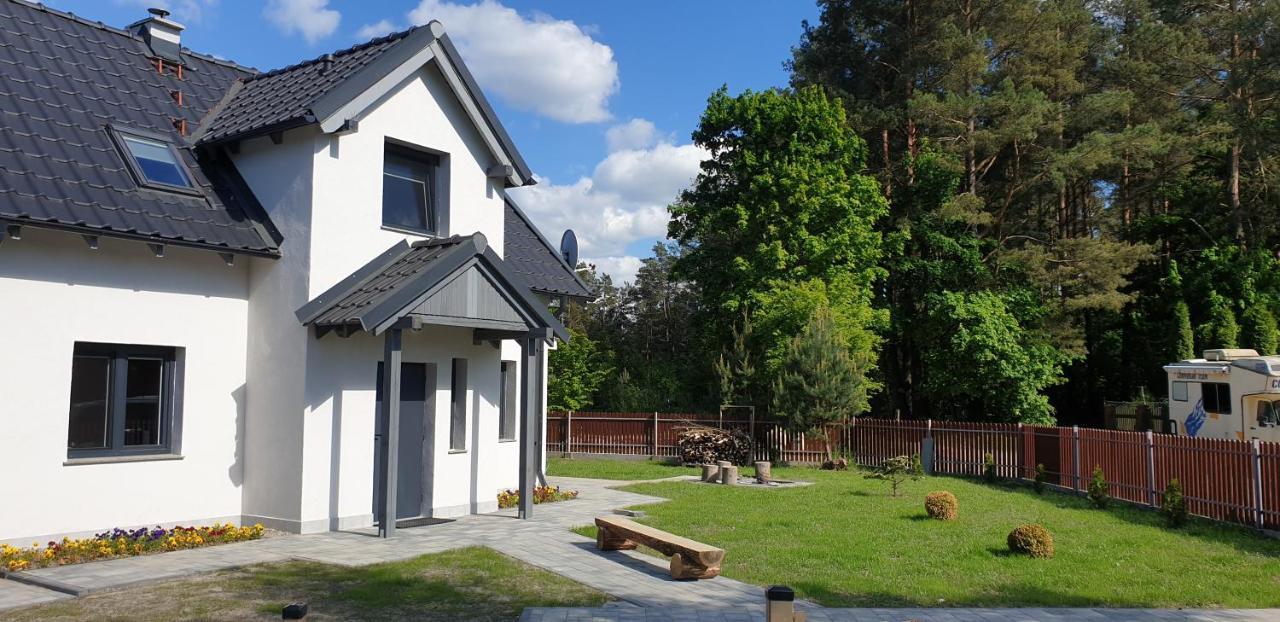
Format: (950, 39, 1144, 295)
(120, 134, 192, 189)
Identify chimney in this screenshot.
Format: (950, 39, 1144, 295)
(129, 8, 185, 63)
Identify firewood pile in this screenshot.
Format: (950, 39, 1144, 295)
(676, 425, 751, 465)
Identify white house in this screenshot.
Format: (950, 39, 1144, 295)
(0, 1, 590, 543)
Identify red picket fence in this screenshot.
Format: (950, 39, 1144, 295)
(547, 412, 1280, 530)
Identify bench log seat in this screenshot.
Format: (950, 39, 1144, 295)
(594, 515, 725, 579)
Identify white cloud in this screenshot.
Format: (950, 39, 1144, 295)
(355, 19, 398, 40)
(264, 0, 341, 44)
(407, 0, 618, 123)
(509, 127, 707, 285)
(605, 118, 659, 151)
(587, 256, 645, 286)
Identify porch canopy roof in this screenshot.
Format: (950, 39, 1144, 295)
(295, 232, 568, 341)
(295, 232, 558, 534)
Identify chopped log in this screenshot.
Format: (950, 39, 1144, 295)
(701, 463, 721, 482)
(720, 465, 739, 485)
(594, 515, 725, 580)
(755, 461, 772, 483)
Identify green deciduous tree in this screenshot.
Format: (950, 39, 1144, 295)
(547, 328, 612, 412)
(669, 86, 887, 411)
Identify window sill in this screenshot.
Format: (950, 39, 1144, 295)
(498, 438, 518, 443)
(64, 453, 183, 466)
(448, 449, 467, 454)
(381, 224, 441, 238)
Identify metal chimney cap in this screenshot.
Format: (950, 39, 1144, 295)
(148, 8, 171, 18)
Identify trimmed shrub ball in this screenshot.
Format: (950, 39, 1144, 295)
(1007, 524, 1054, 558)
(924, 491, 958, 520)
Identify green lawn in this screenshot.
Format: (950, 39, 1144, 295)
(548, 456, 695, 480)
(575, 466, 1280, 608)
(9, 547, 607, 621)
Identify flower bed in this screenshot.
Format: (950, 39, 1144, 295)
(1, 523, 265, 572)
(496, 485, 579, 509)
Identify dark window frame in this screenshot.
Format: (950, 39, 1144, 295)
(107, 125, 201, 196)
(67, 342, 181, 459)
(1202, 382, 1232, 414)
(499, 360, 517, 441)
(382, 143, 444, 236)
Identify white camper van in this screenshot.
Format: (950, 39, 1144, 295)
(1165, 349, 1280, 441)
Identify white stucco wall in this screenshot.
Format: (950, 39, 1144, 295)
(0, 229, 250, 543)
(231, 56, 538, 532)
(234, 131, 316, 531)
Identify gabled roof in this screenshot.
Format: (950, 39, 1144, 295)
(0, 0, 279, 256)
(296, 233, 568, 341)
(503, 200, 592, 299)
(194, 22, 533, 188)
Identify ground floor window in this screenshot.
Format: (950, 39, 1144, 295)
(499, 361, 517, 440)
(67, 342, 180, 458)
(450, 358, 468, 451)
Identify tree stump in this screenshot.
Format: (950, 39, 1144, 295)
(755, 461, 772, 483)
(720, 465, 739, 485)
(701, 463, 720, 482)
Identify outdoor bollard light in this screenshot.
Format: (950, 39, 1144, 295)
(766, 585, 805, 622)
(282, 602, 309, 620)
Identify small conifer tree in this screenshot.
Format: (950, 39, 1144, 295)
(1033, 463, 1047, 494)
(1087, 465, 1110, 509)
(1161, 478, 1189, 527)
(982, 453, 997, 483)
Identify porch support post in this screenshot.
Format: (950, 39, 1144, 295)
(378, 327, 403, 537)
(518, 332, 546, 519)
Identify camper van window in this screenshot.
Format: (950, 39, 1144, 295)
(1202, 382, 1232, 414)
(1259, 401, 1280, 427)
(1172, 382, 1188, 402)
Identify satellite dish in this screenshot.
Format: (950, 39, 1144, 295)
(559, 229, 578, 268)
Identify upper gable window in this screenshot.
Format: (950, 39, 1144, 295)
(383, 145, 440, 235)
(119, 133, 192, 189)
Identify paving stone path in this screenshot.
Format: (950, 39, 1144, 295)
(3, 474, 1279, 622)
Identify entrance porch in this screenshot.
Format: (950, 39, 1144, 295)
(295, 233, 567, 535)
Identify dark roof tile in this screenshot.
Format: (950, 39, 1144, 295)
(503, 200, 592, 299)
(196, 28, 415, 145)
(0, 0, 276, 255)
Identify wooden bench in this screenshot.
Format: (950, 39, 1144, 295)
(594, 515, 725, 579)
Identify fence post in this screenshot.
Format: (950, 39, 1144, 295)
(1072, 426, 1081, 493)
(565, 411, 572, 457)
(1252, 438, 1265, 529)
(921, 419, 935, 475)
(1145, 430, 1156, 507)
(652, 412, 659, 458)
(1016, 422, 1023, 479)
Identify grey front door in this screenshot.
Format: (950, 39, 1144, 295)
(375, 362, 433, 521)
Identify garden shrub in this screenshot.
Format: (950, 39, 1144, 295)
(924, 491, 958, 520)
(820, 457, 849, 471)
(983, 453, 997, 483)
(1033, 463, 1047, 494)
(1006, 524, 1054, 558)
(1161, 478, 1189, 528)
(676, 425, 751, 465)
(497, 485, 579, 509)
(865, 454, 922, 497)
(1087, 466, 1110, 509)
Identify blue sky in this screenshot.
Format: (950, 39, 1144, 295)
(54, 0, 818, 282)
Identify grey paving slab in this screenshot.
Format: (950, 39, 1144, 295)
(0, 577, 72, 611)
